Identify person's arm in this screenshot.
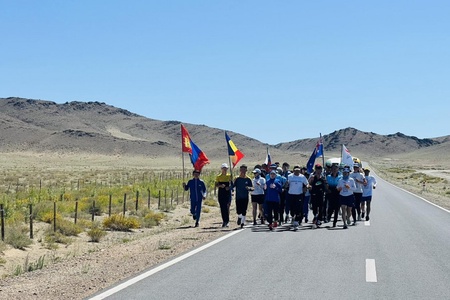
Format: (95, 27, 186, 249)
(200, 181, 207, 199)
(183, 180, 189, 191)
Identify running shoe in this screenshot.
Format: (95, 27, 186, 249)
(361, 212, 365, 218)
(343, 225, 348, 229)
(237, 217, 241, 225)
(366, 216, 370, 221)
(273, 221, 278, 228)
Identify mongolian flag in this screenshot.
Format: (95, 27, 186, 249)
(225, 132, 244, 168)
(181, 124, 210, 171)
(306, 138, 324, 174)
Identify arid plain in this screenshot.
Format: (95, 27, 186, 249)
(0, 98, 449, 299)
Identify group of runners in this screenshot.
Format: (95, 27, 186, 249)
(183, 160, 377, 230)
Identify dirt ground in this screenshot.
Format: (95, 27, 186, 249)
(0, 201, 233, 300)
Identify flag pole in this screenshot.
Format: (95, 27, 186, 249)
(225, 131, 234, 182)
(320, 133, 325, 172)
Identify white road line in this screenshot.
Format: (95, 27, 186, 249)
(88, 229, 244, 300)
(366, 259, 377, 282)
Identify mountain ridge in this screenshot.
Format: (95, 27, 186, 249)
(1, 97, 448, 162)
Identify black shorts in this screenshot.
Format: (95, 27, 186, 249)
(251, 194, 265, 204)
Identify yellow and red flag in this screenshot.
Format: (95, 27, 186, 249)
(225, 131, 244, 168)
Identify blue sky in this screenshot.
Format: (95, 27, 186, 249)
(1, 1, 449, 144)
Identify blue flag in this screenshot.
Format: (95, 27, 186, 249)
(306, 139, 324, 174)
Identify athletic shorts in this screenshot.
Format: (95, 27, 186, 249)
(340, 194, 355, 207)
(251, 194, 265, 204)
(361, 196, 372, 202)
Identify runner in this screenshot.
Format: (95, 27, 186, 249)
(308, 164, 327, 228)
(337, 166, 356, 229)
(265, 170, 283, 231)
(182, 170, 207, 227)
(215, 163, 232, 227)
(250, 168, 266, 225)
(361, 167, 377, 221)
(287, 165, 310, 230)
(350, 163, 366, 222)
(233, 164, 253, 228)
(326, 164, 342, 227)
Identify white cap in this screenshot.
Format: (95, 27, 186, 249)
(221, 163, 229, 169)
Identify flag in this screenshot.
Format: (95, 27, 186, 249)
(341, 144, 354, 171)
(181, 124, 210, 171)
(181, 124, 192, 154)
(225, 132, 244, 168)
(264, 147, 272, 172)
(306, 138, 324, 174)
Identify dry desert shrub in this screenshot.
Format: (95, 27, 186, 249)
(102, 214, 140, 231)
(5, 225, 32, 250)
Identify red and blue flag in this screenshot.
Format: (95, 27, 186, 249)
(181, 124, 210, 171)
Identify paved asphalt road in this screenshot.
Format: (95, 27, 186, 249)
(89, 174, 450, 300)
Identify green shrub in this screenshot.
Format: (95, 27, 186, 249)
(103, 214, 140, 231)
(44, 230, 72, 246)
(5, 225, 32, 250)
(87, 228, 106, 242)
(203, 199, 218, 207)
(55, 218, 82, 236)
(142, 211, 165, 228)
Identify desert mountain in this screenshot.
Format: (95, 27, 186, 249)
(0, 97, 448, 164)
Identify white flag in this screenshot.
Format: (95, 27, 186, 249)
(341, 144, 354, 171)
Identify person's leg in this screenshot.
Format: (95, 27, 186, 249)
(190, 197, 197, 219)
(353, 193, 362, 221)
(317, 194, 324, 224)
(303, 195, 310, 222)
(341, 204, 348, 229)
(366, 198, 372, 220)
(266, 202, 273, 227)
(195, 198, 202, 226)
(273, 202, 279, 227)
(361, 200, 366, 218)
(252, 201, 258, 224)
(236, 198, 243, 225)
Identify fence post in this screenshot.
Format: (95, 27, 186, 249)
(1, 204, 4, 241)
(74, 200, 78, 224)
(123, 193, 127, 216)
(171, 190, 173, 208)
(109, 194, 112, 217)
(158, 190, 161, 210)
(135, 190, 139, 211)
(147, 188, 151, 209)
(53, 202, 57, 232)
(91, 200, 95, 222)
(29, 204, 33, 239)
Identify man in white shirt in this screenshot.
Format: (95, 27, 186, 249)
(350, 163, 366, 222)
(361, 167, 377, 221)
(287, 166, 310, 230)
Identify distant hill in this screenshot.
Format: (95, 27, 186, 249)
(1, 97, 448, 164)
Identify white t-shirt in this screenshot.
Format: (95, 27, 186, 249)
(337, 177, 356, 196)
(350, 172, 365, 193)
(362, 176, 377, 197)
(251, 176, 266, 195)
(287, 173, 308, 195)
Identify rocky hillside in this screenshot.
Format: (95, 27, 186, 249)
(0, 97, 448, 162)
